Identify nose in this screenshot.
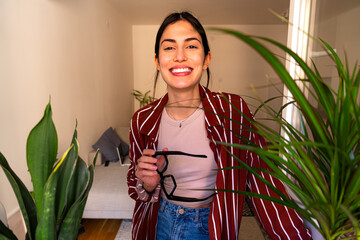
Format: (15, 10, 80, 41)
(174, 48, 187, 62)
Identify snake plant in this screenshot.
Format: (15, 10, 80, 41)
(0, 102, 97, 240)
(211, 28, 359, 240)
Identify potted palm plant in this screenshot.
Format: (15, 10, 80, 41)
(132, 89, 157, 108)
(0, 102, 97, 240)
(211, 28, 359, 239)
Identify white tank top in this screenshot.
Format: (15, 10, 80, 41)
(157, 104, 217, 208)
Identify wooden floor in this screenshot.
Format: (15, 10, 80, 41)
(77, 216, 268, 240)
(78, 219, 122, 240)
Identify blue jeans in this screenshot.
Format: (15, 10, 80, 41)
(156, 198, 210, 240)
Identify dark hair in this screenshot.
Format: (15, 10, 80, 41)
(153, 11, 211, 95)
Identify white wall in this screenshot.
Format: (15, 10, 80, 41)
(0, 0, 133, 216)
(313, 5, 360, 90)
(333, 6, 360, 72)
(132, 25, 164, 109)
(132, 24, 288, 125)
(207, 25, 288, 113)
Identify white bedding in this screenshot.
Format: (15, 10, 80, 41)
(83, 160, 134, 219)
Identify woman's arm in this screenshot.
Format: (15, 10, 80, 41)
(127, 114, 163, 202)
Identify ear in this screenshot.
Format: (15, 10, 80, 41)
(154, 54, 160, 71)
(203, 52, 211, 70)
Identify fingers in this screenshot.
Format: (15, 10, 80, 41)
(156, 148, 168, 171)
(135, 149, 162, 191)
(142, 149, 156, 157)
(135, 148, 168, 177)
(135, 149, 158, 179)
(137, 160, 157, 175)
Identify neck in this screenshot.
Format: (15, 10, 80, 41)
(166, 85, 201, 120)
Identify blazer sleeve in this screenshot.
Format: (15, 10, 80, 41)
(127, 111, 161, 203)
(244, 113, 312, 239)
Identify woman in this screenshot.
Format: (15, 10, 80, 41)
(127, 11, 312, 240)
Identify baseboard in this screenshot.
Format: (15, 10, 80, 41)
(7, 208, 26, 239)
(7, 206, 20, 219)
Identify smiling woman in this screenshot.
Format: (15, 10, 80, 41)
(154, 19, 211, 117)
(126, 11, 312, 240)
(153, 12, 211, 103)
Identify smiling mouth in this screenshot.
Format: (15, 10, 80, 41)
(171, 68, 192, 74)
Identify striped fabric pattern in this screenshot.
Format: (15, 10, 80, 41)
(127, 86, 312, 240)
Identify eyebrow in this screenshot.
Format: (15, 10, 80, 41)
(160, 37, 201, 45)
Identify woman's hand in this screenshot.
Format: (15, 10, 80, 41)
(135, 148, 167, 193)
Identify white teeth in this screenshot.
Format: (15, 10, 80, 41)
(172, 68, 191, 73)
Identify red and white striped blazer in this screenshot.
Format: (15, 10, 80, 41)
(127, 86, 312, 240)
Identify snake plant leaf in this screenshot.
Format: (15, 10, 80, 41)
(58, 122, 81, 215)
(92, 150, 99, 166)
(0, 153, 37, 240)
(35, 146, 72, 240)
(65, 155, 88, 201)
(0, 220, 17, 240)
(61, 154, 88, 224)
(26, 102, 58, 217)
(0, 235, 14, 240)
(55, 143, 78, 221)
(58, 162, 94, 240)
(59, 123, 91, 219)
(70, 121, 78, 152)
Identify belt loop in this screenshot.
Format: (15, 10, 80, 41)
(159, 198, 166, 212)
(194, 208, 200, 223)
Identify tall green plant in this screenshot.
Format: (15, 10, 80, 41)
(0, 102, 97, 240)
(211, 28, 359, 239)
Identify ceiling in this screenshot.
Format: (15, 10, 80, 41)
(109, 0, 290, 25)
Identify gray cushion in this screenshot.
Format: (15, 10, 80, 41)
(92, 127, 122, 162)
(118, 140, 129, 164)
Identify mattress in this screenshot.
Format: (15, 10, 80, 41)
(83, 161, 135, 219)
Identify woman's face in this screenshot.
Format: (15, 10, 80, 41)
(155, 20, 211, 93)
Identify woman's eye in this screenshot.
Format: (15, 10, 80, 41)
(187, 45, 198, 49)
(164, 46, 174, 50)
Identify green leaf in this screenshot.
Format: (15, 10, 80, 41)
(0, 153, 37, 240)
(56, 124, 79, 220)
(209, 28, 360, 239)
(55, 144, 78, 221)
(58, 162, 94, 240)
(35, 146, 72, 240)
(0, 235, 14, 240)
(340, 205, 359, 235)
(92, 150, 99, 166)
(73, 157, 90, 193)
(70, 121, 79, 154)
(26, 102, 58, 217)
(60, 154, 88, 225)
(0, 220, 17, 240)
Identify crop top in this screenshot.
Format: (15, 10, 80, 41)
(157, 104, 217, 208)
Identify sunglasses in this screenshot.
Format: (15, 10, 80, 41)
(153, 151, 216, 202)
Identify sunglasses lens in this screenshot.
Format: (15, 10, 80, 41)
(155, 151, 215, 202)
(163, 175, 176, 196)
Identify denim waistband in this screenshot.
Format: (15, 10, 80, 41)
(159, 198, 210, 223)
